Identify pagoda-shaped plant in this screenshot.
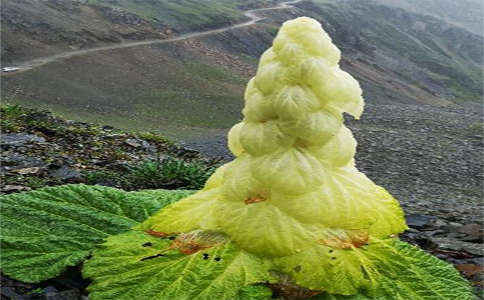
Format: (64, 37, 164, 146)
(83, 17, 473, 300)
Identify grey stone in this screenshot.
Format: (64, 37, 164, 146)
(405, 214, 437, 230)
(0, 287, 22, 298)
(125, 138, 156, 152)
(124, 139, 142, 148)
(442, 224, 459, 233)
(44, 286, 58, 293)
(430, 237, 484, 256)
(458, 224, 483, 236)
(471, 257, 484, 264)
(45, 289, 80, 300)
(1, 185, 32, 192)
(140, 140, 157, 152)
(48, 165, 82, 179)
(2, 134, 45, 146)
(1, 153, 45, 168)
(12, 167, 41, 174)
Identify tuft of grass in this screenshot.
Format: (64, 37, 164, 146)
(86, 157, 217, 190)
(136, 131, 175, 145)
(1, 119, 20, 132)
(25, 288, 44, 295)
(2, 103, 25, 118)
(1, 103, 27, 133)
(128, 157, 215, 190)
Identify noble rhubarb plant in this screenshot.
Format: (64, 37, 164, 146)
(84, 17, 474, 300)
(0, 17, 474, 300)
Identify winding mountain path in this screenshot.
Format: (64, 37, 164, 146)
(3, 0, 302, 75)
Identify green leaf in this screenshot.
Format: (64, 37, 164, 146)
(375, 241, 475, 300)
(84, 230, 271, 300)
(239, 284, 274, 300)
(127, 189, 195, 208)
(311, 240, 475, 300)
(0, 184, 193, 282)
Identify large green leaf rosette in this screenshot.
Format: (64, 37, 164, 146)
(84, 17, 474, 299)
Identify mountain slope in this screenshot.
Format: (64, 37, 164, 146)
(294, 0, 483, 105)
(0, 0, 277, 63)
(1, 0, 482, 140)
(375, 0, 483, 37)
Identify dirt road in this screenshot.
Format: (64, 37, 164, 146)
(2, 0, 302, 75)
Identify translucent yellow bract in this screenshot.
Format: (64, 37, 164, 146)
(140, 17, 407, 257)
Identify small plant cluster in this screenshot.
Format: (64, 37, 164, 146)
(0, 17, 474, 300)
(0, 104, 34, 132)
(1, 103, 104, 136)
(86, 156, 217, 190)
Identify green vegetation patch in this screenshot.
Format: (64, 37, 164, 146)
(86, 157, 217, 190)
(0, 184, 193, 282)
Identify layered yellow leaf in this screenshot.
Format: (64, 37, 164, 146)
(141, 16, 406, 258)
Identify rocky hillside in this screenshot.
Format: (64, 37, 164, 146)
(375, 0, 483, 36)
(1, 0, 278, 62)
(1, 0, 482, 140)
(287, 0, 483, 106)
(1, 103, 220, 193)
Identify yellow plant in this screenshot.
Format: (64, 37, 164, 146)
(141, 17, 407, 258)
(85, 17, 473, 300)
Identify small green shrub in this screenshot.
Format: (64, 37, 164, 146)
(1, 103, 25, 118)
(1, 103, 26, 132)
(128, 157, 215, 190)
(86, 157, 216, 190)
(472, 286, 483, 298)
(25, 288, 44, 295)
(0, 119, 20, 132)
